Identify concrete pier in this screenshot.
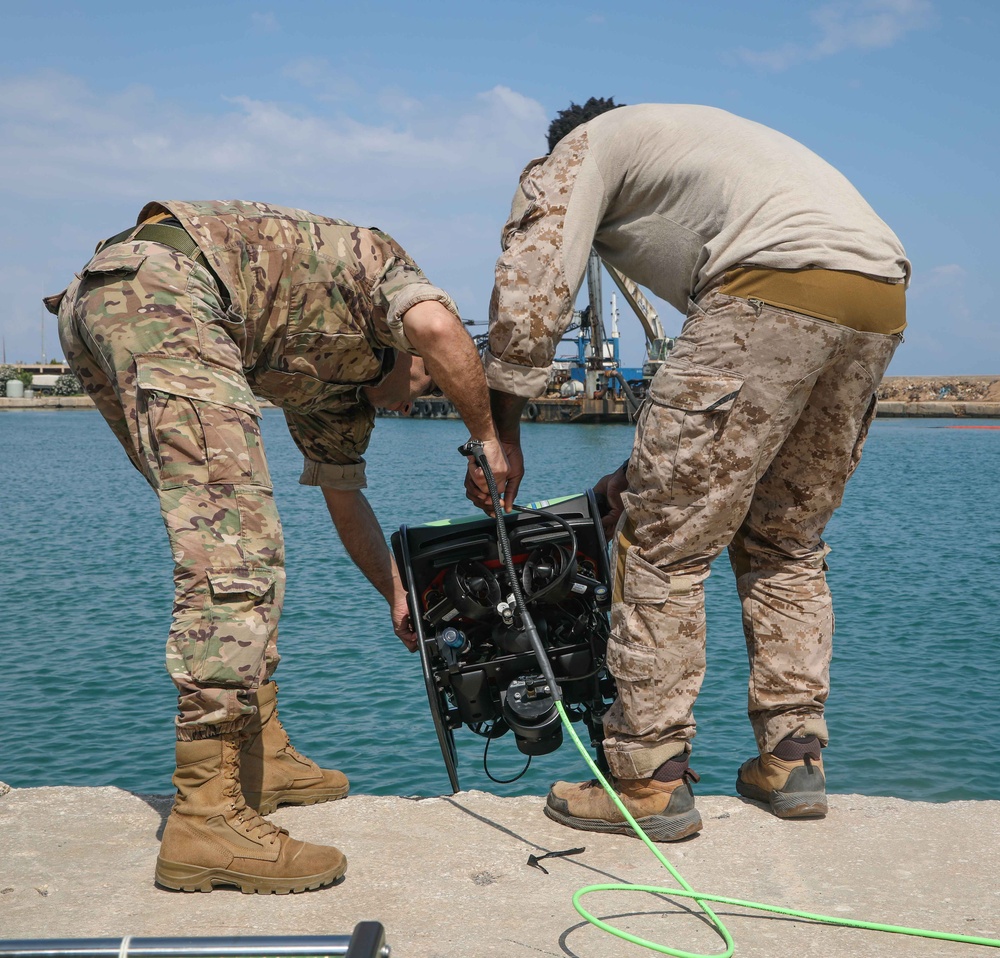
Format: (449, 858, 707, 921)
(2, 786, 998, 957)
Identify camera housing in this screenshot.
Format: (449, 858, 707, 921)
(391, 491, 616, 792)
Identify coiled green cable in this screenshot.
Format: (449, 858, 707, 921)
(465, 453, 998, 954)
(556, 701, 1000, 955)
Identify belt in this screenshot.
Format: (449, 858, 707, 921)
(719, 266, 907, 335)
(95, 221, 211, 272)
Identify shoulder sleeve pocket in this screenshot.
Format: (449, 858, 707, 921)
(82, 247, 147, 277)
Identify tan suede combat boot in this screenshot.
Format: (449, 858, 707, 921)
(240, 681, 349, 815)
(736, 734, 828, 819)
(544, 753, 703, 842)
(154, 734, 347, 894)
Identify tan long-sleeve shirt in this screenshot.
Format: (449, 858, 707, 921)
(487, 104, 910, 397)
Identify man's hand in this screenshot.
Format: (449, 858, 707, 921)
(594, 462, 629, 538)
(390, 580, 418, 652)
(464, 438, 513, 515)
(466, 390, 526, 514)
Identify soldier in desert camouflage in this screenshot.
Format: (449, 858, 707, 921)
(473, 99, 908, 841)
(47, 200, 508, 893)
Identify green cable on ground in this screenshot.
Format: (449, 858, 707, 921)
(555, 701, 1000, 955)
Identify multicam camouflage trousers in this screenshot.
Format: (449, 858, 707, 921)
(603, 287, 902, 779)
(57, 242, 283, 739)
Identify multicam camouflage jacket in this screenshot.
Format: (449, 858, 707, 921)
(51, 200, 459, 484)
(148, 201, 459, 378)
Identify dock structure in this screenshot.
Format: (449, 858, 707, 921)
(3, 376, 1000, 419)
(1, 785, 998, 957)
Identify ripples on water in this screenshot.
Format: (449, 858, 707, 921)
(2, 410, 997, 801)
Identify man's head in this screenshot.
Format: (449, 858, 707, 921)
(364, 352, 434, 416)
(546, 96, 625, 153)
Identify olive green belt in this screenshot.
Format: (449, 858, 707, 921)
(719, 266, 907, 335)
(95, 221, 211, 272)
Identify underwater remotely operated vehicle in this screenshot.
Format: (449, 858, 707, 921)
(391, 442, 616, 792)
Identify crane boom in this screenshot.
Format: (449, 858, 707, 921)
(602, 261, 673, 381)
(603, 263, 666, 345)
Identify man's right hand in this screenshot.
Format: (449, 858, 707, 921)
(465, 438, 521, 515)
(390, 586, 418, 652)
(594, 462, 629, 538)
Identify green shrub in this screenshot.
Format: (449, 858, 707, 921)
(54, 373, 83, 396)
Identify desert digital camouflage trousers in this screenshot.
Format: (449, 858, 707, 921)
(57, 242, 284, 739)
(603, 287, 902, 778)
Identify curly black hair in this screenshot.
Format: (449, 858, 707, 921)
(546, 96, 625, 153)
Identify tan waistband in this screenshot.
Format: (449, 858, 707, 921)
(718, 267, 907, 335)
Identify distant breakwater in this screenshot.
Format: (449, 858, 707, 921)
(3, 375, 999, 418)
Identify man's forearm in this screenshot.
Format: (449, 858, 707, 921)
(401, 301, 497, 441)
(489, 389, 526, 442)
(321, 487, 396, 602)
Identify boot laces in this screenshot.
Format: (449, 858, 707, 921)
(271, 708, 310, 765)
(233, 803, 283, 842)
(223, 738, 282, 842)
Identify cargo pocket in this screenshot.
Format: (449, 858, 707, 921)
(846, 393, 878, 481)
(606, 549, 670, 682)
(608, 548, 704, 737)
(635, 360, 744, 507)
(188, 570, 277, 685)
(135, 355, 268, 490)
(606, 631, 657, 683)
(605, 607, 658, 735)
(81, 247, 148, 282)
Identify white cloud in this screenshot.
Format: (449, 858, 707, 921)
(736, 0, 933, 71)
(281, 58, 360, 102)
(0, 69, 548, 360)
(251, 12, 279, 33)
(0, 72, 546, 205)
(908, 263, 969, 318)
(917, 263, 966, 286)
(896, 260, 1000, 374)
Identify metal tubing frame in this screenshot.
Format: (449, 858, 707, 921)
(0, 925, 388, 958)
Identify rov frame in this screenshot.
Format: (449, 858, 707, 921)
(391, 491, 616, 793)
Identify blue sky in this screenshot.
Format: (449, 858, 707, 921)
(1, 0, 996, 374)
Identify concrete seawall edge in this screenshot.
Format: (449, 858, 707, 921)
(2, 786, 998, 957)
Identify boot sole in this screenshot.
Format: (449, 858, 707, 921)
(735, 777, 828, 819)
(543, 804, 703, 842)
(247, 785, 350, 816)
(154, 858, 347, 894)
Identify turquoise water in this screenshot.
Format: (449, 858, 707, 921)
(2, 409, 998, 801)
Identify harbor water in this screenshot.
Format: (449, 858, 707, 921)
(2, 409, 998, 801)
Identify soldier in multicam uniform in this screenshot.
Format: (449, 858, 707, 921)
(46, 200, 508, 893)
(472, 100, 909, 841)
